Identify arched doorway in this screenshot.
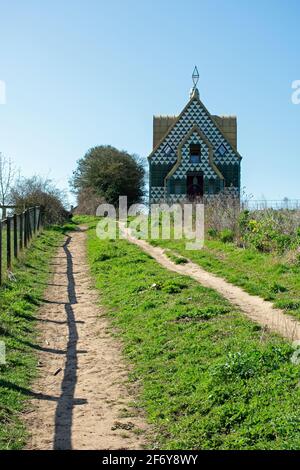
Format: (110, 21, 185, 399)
(187, 173, 204, 198)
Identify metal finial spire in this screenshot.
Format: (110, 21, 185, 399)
(189, 66, 200, 99)
(192, 66, 199, 89)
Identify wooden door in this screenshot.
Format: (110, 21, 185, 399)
(187, 174, 204, 198)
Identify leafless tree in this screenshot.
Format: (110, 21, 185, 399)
(0, 153, 16, 218)
(73, 187, 105, 215)
(10, 175, 68, 225)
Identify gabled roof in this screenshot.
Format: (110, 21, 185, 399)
(164, 124, 224, 184)
(148, 95, 242, 162)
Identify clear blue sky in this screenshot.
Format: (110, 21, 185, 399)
(0, 0, 300, 203)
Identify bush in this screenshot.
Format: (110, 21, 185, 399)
(187, 193, 300, 256)
(10, 176, 68, 225)
(220, 229, 234, 243)
(204, 191, 241, 237)
(238, 209, 300, 253)
(71, 145, 145, 207)
(203, 198, 300, 255)
(73, 187, 105, 215)
(207, 228, 219, 239)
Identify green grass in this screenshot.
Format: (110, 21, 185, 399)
(86, 226, 300, 450)
(72, 214, 97, 225)
(150, 236, 300, 320)
(0, 227, 65, 449)
(74, 214, 300, 316)
(165, 251, 189, 265)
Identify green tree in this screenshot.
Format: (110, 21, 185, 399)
(71, 146, 145, 207)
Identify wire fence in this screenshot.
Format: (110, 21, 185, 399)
(0, 206, 43, 285)
(242, 200, 300, 211)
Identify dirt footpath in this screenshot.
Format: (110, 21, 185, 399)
(24, 228, 148, 450)
(121, 225, 300, 343)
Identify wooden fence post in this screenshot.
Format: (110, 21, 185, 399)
(0, 221, 2, 285)
(0, 207, 42, 283)
(27, 209, 30, 244)
(20, 212, 24, 250)
(33, 206, 37, 234)
(13, 213, 18, 259)
(7, 217, 11, 270)
(24, 211, 28, 249)
(29, 209, 32, 240)
(39, 207, 44, 231)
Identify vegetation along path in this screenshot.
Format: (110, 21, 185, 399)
(24, 227, 147, 450)
(122, 226, 300, 342)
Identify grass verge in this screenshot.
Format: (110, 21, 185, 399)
(150, 237, 300, 320)
(85, 225, 300, 450)
(0, 227, 65, 449)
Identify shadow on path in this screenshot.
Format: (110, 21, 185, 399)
(0, 379, 86, 405)
(53, 235, 83, 450)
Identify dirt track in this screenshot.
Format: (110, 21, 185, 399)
(121, 225, 300, 342)
(24, 225, 300, 449)
(24, 228, 147, 450)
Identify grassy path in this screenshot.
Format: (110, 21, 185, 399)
(8, 216, 299, 450)
(0, 228, 65, 449)
(121, 225, 300, 342)
(23, 227, 148, 450)
(152, 238, 300, 320)
(84, 221, 300, 450)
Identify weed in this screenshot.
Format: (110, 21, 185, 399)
(176, 305, 232, 321)
(219, 229, 234, 243)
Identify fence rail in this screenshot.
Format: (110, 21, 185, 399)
(0, 206, 43, 285)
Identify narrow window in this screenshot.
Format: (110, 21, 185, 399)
(208, 180, 215, 194)
(174, 182, 181, 194)
(190, 144, 201, 163)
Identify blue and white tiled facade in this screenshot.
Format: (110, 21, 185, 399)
(148, 93, 242, 204)
(172, 131, 217, 180)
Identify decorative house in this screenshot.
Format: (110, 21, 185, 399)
(148, 68, 242, 204)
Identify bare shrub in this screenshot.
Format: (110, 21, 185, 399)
(73, 187, 105, 215)
(204, 191, 242, 236)
(0, 153, 17, 218)
(192, 191, 300, 255)
(10, 175, 68, 225)
(157, 191, 300, 255)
